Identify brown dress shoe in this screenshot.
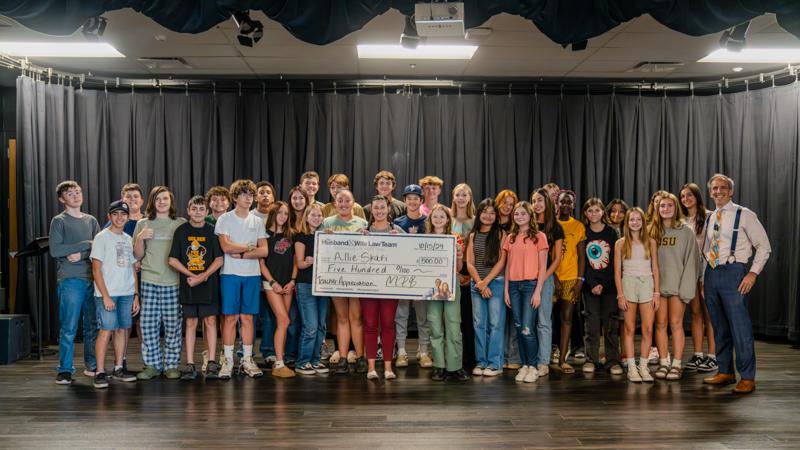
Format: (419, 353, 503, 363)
(733, 379, 756, 394)
(703, 373, 737, 385)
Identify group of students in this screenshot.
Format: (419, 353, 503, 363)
(49, 170, 770, 393)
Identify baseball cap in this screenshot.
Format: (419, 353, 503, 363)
(402, 184, 423, 198)
(108, 200, 130, 214)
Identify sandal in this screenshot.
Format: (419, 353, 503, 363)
(666, 366, 683, 381)
(654, 365, 669, 380)
(559, 362, 575, 374)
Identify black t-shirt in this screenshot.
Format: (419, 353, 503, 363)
(168, 222, 222, 304)
(499, 219, 512, 232)
(295, 233, 315, 285)
(584, 224, 618, 289)
(265, 232, 295, 285)
(538, 221, 565, 267)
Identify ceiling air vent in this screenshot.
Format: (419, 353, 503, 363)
(627, 61, 684, 73)
(138, 57, 192, 70)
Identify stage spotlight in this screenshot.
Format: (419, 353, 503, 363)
(400, 15, 423, 49)
(232, 10, 264, 47)
(719, 21, 750, 52)
(81, 16, 107, 42)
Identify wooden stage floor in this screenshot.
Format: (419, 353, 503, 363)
(0, 338, 798, 449)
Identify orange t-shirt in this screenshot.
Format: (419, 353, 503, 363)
(502, 231, 549, 281)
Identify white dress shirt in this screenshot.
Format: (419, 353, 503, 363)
(704, 201, 771, 274)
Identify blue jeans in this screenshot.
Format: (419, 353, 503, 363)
(508, 279, 540, 367)
(295, 283, 329, 366)
(286, 300, 300, 361)
(537, 275, 555, 366)
(56, 278, 97, 373)
(471, 277, 506, 370)
(259, 292, 276, 357)
(704, 263, 756, 380)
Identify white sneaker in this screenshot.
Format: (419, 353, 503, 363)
(638, 363, 654, 382)
(347, 350, 357, 364)
(201, 350, 209, 373)
(384, 371, 397, 380)
(296, 363, 316, 375)
(515, 365, 529, 382)
(219, 358, 233, 380)
(472, 367, 484, 376)
(523, 366, 539, 383)
(647, 347, 659, 365)
(582, 362, 596, 373)
(241, 356, 263, 378)
(312, 363, 329, 374)
(366, 370, 379, 380)
(627, 364, 642, 382)
(483, 368, 502, 377)
(537, 364, 549, 377)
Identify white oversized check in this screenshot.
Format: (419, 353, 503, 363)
(312, 232, 457, 300)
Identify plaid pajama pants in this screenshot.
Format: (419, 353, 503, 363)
(141, 282, 182, 371)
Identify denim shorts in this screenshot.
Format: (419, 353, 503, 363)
(94, 295, 134, 330)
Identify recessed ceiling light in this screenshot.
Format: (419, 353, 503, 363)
(699, 48, 800, 63)
(357, 44, 477, 60)
(732, 66, 743, 72)
(0, 42, 124, 57)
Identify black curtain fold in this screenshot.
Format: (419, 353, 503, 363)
(14, 76, 800, 341)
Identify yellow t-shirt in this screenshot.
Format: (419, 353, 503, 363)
(555, 217, 586, 281)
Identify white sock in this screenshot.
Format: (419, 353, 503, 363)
(626, 358, 636, 367)
(672, 359, 682, 367)
(114, 365, 123, 371)
(708, 353, 716, 360)
(398, 348, 407, 356)
(224, 345, 234, 364)
(659, 358, 669, 367)
(243, 345, 253, 358)
(694, 352, 703, 357)
(274, 360, 285, 369)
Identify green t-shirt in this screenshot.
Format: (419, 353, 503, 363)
(321, 215, 368, 232)
(133, 217, 187, 286)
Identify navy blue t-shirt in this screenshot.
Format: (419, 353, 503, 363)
(393, 214, 428, 234)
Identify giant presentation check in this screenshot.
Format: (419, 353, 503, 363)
(312, 232, 458, 300)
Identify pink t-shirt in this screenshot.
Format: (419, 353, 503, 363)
(502, 231, 549, 281)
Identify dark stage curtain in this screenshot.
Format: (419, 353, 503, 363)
(3, 1, 800, 46)
(15, 76, 800, 341)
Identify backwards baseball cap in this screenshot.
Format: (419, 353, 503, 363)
(108, 200, 130, 214)
(402, 184, 423, 198)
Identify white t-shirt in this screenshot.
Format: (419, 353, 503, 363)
(89, 228, 136, 297)
(215, 210, 268, 276)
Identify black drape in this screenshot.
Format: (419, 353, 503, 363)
(15, 76, 800, 341)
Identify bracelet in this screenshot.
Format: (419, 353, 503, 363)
(616, 294, 624, 299)
(268, 279, 276, 286)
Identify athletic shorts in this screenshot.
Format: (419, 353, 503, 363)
(182, 302, 219, 319)
(554, 278, 580, 303)
(621, 276, 655, 304)
(95, 295, 134, 330)
(220, 275, 261, 315)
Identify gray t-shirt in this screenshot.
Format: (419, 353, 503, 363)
(49, 212, 100, 282)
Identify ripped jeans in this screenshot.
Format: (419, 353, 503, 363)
(507, 279, 540, 367)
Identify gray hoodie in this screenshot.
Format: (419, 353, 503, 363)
(657, 224, 702, 301)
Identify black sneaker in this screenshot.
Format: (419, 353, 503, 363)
(285, 360, 296, 369)
(205, 361, 221, 379)
(56, 372, 72, 385)
(180, 364, 198, 381)
(112, 367, 137, 382)
(121, 358, 128, 373)
(335, 358, 349, 374)
(355, 356, 368, 373)
(685, 354, 704, 371)
(431, 368, 447, 381)
(93, 372, 109, 389)
(451, 368, 471, 381)
(697, 356, 719, 373)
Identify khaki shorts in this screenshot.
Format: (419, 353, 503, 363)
(554, 278, 580, 303)
(621, 276, 654, 304)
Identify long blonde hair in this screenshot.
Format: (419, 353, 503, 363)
(451, 183, 476, 219)
(300, 203, 324, 235)
(647, 192, 684, 243)
(622, 207, 650, 260)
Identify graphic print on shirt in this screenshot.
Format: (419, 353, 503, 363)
(660, 236, 677, 246)
(586, 239, 611, 270)
(115, 241, 131, 267)
(186, 236, 207, 272)
(273, 237, 292, 255)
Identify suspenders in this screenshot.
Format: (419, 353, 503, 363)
(703, 207, 743, 266)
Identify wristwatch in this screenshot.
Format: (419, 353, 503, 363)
(268, 279, 276, 286)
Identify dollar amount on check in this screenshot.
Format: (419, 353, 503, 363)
(312, 232, 458, 301)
